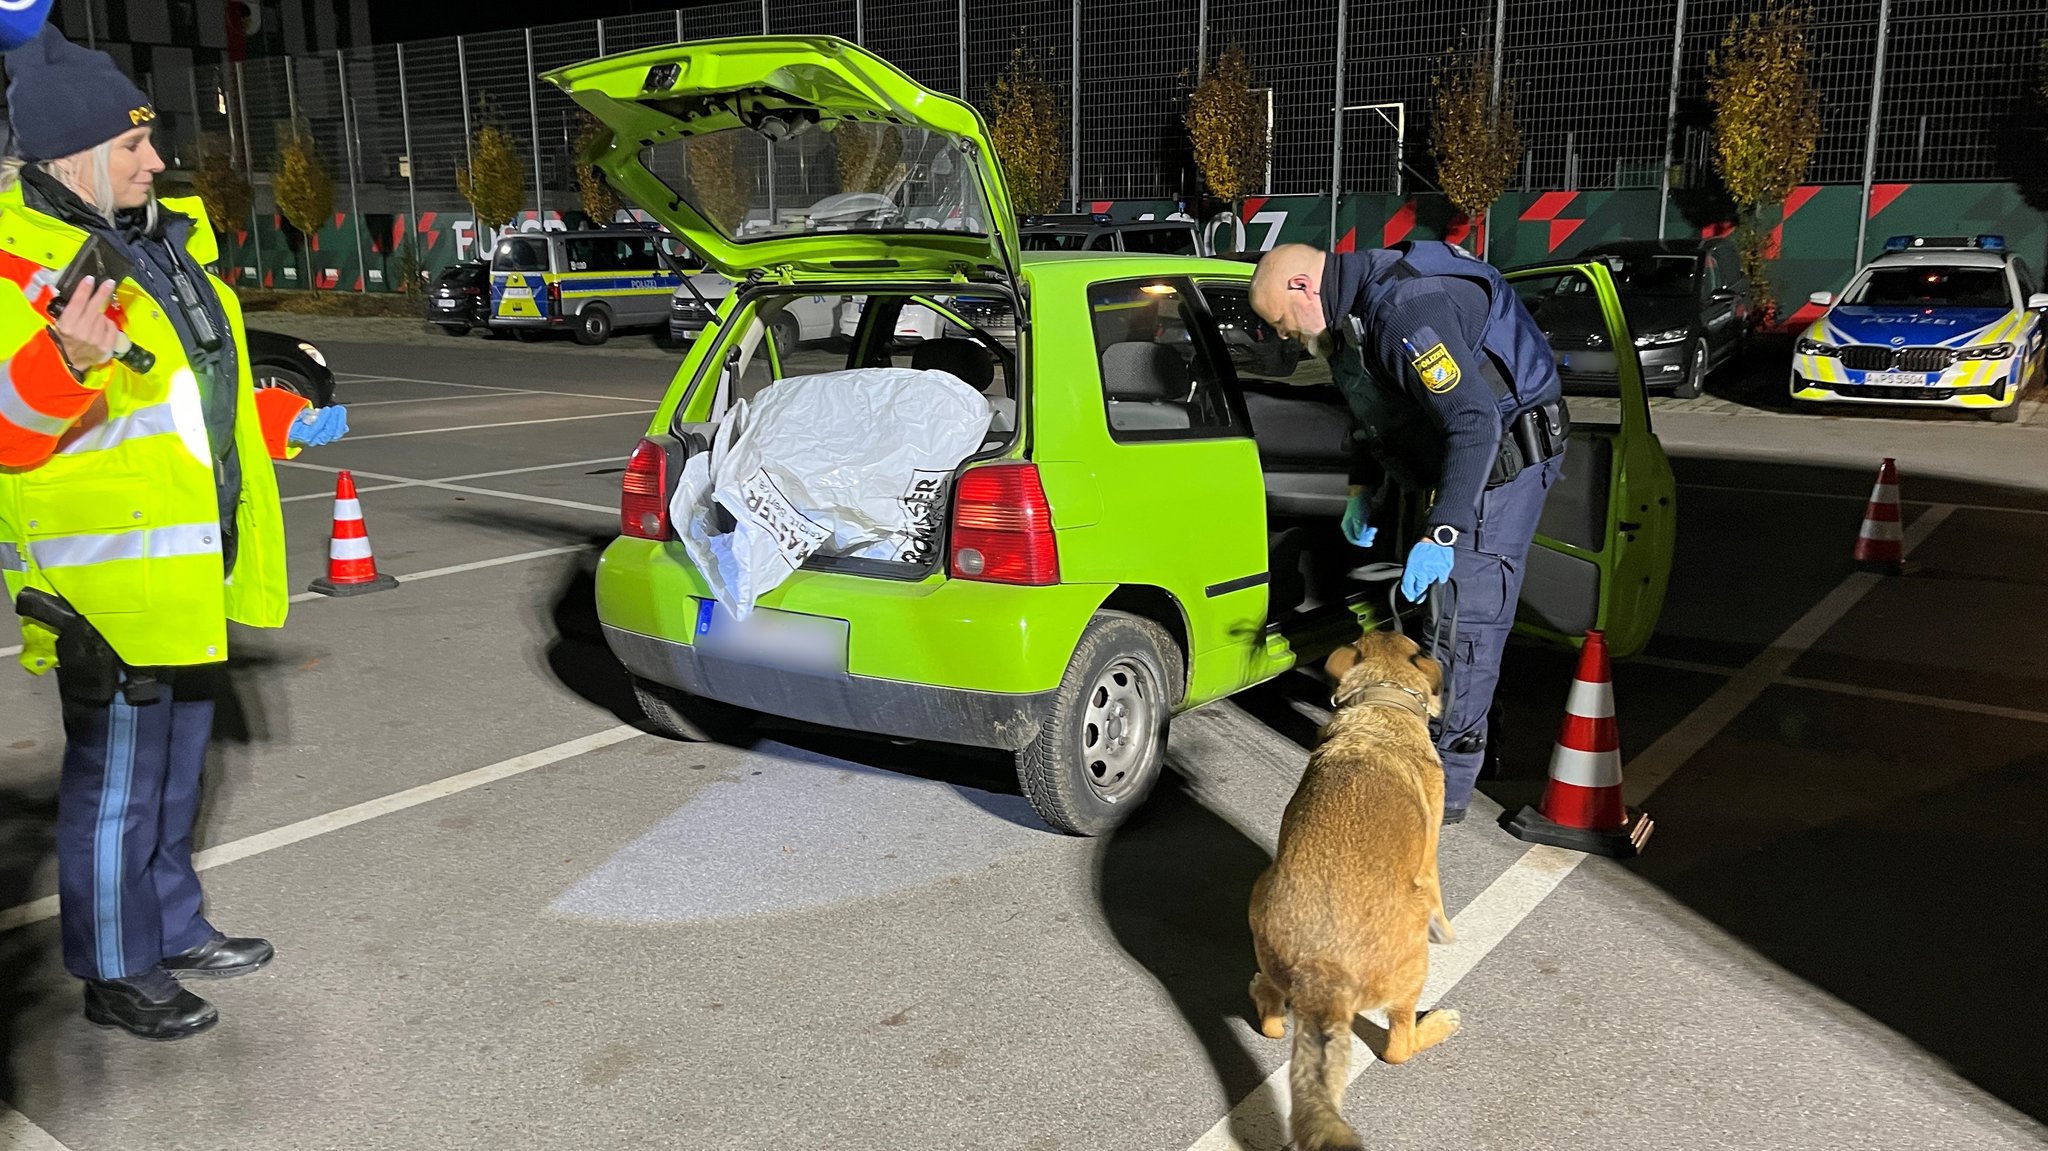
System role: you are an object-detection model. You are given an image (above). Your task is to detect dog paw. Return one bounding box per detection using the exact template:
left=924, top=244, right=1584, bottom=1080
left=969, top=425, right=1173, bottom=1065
left=1429, top=914, right=1457, bottom=946
left=1426, top=1008, right=1462, bottom=1038
left=1258, top=1016, right=1287, bottom=1040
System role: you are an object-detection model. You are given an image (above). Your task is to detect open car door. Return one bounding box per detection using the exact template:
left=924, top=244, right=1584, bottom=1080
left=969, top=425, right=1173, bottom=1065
left=1505, top=261, right=1677, bottom=660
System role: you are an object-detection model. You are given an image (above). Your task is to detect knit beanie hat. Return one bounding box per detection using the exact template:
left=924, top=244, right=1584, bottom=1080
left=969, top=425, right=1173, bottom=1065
left=3, top=24, right=155, bottom=163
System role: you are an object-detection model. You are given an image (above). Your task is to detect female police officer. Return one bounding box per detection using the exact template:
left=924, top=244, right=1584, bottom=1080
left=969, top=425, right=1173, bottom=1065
left=0, top=27, right=349, bottom=1040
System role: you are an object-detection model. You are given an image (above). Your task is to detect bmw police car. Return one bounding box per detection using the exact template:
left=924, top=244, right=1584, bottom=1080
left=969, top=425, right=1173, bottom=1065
left=1791, top=235, right=2048, bottom=422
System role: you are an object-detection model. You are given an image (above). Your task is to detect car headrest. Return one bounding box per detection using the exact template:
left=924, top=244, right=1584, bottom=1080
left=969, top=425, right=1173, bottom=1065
left=911, top=337, right=996, bottom=393
left=1101, top=341, right=1189, bottom=401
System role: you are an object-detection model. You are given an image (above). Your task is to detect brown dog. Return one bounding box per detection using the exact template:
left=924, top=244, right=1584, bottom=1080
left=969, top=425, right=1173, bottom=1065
left=1246, top=629, right=1461, bottom=1151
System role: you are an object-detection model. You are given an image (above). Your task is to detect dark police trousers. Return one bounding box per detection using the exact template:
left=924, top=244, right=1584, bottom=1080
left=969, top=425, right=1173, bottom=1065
left=1429, top=452, right=1563, bottom=812
left=55, top=668, right=217, bottom=980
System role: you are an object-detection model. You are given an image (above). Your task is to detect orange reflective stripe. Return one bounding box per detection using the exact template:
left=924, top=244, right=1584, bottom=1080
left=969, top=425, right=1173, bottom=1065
left=252, top=386, right=310, bottom=460
left=0, top=333, right=97, bottom=467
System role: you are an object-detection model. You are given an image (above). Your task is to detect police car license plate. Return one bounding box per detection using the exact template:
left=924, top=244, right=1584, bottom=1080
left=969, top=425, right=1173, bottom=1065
left=1866, top=371, right=1930, bottom=387
left=694, top=599, right=847, bottom=673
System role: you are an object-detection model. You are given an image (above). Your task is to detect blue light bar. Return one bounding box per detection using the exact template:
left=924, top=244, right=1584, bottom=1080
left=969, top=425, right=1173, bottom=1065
left=1884, top=235, right=1912, bottom=252
left=1977, top=234, right=2006, bottom=252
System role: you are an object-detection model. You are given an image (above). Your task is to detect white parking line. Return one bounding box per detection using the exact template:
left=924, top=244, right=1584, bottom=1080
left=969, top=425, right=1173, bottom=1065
left=0, top=1107, right=70, bottom=1151
left=341, top=372, right=664, bottom=405
left=1183, top=503, right=1957, bottom=1151
left=345, top=390, right=526, bottom=408
left=1634, top=653, right=2048, bottom=726
left=337, top=409, right=654, bottom=441
left=278, top=456, right=622, bottom=503
left=279, top=460, right=617, bottom=515
left=0, top=724, right=642, bottom=935
left=0, top=543, right=595, bottom=660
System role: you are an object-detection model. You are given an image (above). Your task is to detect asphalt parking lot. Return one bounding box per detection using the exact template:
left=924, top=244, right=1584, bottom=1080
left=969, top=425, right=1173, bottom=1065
left=2, top=322, right=2045, bottom=1150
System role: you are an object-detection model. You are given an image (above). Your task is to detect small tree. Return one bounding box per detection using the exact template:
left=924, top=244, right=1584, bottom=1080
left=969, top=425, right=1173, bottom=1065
left=835, top=121, right=905, bottom=196
left=574, top=112, right=622, bottom=225
left=1429, top=49, right=1522, bottom=258
left=1708, top=1, right=1821, bottom=322
left=273, top=130, right=332, bottom=291
left=1184, top=41, right=1270, bottom=242
left=192, top=144, right=252, bottom=241
left=986, top=45, right=1067, bottom=216
left=685, top=132, right=752, bottom=234
left=457, top=120, right=528, bottom=246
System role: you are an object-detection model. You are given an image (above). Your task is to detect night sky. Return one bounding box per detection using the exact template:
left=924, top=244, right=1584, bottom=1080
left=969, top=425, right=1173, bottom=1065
left=367, top=0, right=693, bottom=44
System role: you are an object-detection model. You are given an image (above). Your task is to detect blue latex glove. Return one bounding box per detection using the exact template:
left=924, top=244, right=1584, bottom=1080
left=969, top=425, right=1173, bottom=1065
left=1402, top=539, right=1455, bottom=603
left=1340, top=490, right=1377, bottom=548
left=289, top=405, right=350, bottom=447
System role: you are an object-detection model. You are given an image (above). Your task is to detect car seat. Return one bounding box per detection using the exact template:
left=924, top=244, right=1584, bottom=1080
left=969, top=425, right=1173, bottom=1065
left=1100, top=341, right=1194, bottom=431
left=912, top=337, right=1011, bottom=433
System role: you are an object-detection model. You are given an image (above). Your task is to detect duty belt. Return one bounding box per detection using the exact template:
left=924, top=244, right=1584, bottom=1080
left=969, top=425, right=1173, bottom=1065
left=1488, top=397, right=1570, bottom=488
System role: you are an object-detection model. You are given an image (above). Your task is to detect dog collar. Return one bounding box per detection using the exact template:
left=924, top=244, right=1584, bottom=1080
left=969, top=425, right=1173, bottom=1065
left=1330, top=679, right=1433, bottom=719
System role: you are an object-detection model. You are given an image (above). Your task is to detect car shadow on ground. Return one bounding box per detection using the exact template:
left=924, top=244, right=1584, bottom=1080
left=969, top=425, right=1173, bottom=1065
left=1476, top=455, right=2048, bottom=1124
left=1095, top=769, right=1278, bottom=1109
left=0, top=781, right=56, bottom=1112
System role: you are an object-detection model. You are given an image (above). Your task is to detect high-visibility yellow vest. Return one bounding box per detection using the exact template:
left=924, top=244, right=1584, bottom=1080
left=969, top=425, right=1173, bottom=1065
left=0, top=187, right=298, bottom=673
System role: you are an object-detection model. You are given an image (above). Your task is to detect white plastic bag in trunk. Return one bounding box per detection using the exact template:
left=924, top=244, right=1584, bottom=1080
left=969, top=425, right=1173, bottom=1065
left=672, top=367, right=995, bottom=620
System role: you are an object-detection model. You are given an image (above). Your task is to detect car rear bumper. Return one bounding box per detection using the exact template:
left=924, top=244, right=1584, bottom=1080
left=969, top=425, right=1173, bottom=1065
left=603, top=623, right=1054, bottom=750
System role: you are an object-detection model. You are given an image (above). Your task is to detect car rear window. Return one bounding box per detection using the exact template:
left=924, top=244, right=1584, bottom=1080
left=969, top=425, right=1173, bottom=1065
left=1119, top=227, right=1198, bottom=256
left=493, top=238, right=548, bottom=273
left=1850, top=267, right=2010, bottom=309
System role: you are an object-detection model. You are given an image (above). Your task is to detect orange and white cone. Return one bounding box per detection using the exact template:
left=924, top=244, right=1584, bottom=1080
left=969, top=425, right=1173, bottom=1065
left=1500, top=630, right=1653, bottom=858
left=308, top=470, right=399, bottom=597
left=1852, top=457, right=1908, bottom=573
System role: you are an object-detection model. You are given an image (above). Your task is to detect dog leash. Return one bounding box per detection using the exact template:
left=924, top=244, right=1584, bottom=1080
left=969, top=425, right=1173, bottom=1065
left=1349, top=561, right=1460, bottom=742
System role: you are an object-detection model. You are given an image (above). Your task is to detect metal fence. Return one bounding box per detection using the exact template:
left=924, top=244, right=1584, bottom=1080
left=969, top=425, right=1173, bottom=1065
left=106, top=0, right=2048, bottom=272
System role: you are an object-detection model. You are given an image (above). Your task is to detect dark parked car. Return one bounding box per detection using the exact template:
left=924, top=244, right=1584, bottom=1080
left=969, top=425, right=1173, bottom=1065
left=1018, top=213, right=1203, bottom=256
left=245, top=328, right=337, bottom=408
left=425, top=259, right=490, bottom=335
left=1514, top=238, right=1754, bottom=398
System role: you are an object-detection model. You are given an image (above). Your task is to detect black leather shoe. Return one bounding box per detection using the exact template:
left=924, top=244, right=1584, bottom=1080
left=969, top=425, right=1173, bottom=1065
left=163, top=932, right=275, bottom=979
left=83, top=968, right=218, bottom=1041
left=1442, top=807, right=1468, bottom=825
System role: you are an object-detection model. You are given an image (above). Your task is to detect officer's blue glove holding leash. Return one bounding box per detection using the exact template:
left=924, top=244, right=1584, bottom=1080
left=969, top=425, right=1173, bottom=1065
left=1401, top=537, right=1455, bottom=602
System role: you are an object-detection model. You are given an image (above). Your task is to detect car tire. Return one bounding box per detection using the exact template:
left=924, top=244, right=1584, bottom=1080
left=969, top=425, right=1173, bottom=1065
left=1672, top=338, right=1707, bottom=399
left=435, top=324, right=469, bottom=337
left=574, top=306, right=613, bottom=347
left=1015, top=612, right=1183, bottom=837
left=770, top=313, right=801, bottom=355
left=1989, top=392, right=2023, bottom=423
left=631, top=676, right=757, bottom=744
left=253, top=364, right=333, bottom=408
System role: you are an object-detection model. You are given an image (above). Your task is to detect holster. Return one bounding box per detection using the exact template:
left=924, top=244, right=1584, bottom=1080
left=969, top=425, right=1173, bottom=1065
left=1488, top=398, right=1572, bottom=488
left=13, top=587, right=158, bottom=705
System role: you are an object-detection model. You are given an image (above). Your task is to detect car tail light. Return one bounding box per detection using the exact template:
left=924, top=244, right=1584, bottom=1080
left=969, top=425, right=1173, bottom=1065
left=621, top=438, right=670, bottom=540
left=950, top=463, right=1058, bottom=586
left=546, top=280, right=563, bottom=318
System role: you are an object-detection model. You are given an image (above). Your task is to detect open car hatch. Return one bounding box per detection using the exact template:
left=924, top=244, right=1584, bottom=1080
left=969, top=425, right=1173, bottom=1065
left=545, top=36, right=1019, bottom=287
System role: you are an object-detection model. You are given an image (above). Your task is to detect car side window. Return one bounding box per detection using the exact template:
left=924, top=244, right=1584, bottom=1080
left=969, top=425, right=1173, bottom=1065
left=1090, top=278, right=1243, bottom=442
left=1194, top=282, right=1324, bottom=384
left=2014, top=259, right=2040, bottom=302
left=1700, top=254, right=1723, bottom=298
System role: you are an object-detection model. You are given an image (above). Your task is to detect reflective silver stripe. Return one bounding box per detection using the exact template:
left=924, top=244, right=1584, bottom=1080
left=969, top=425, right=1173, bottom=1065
left=30, top=523, right=221, bottom=569
left=0, top=361, right=73, bottom=439
left=56, top=403, right=179, bottom=455
left=0, top=541, right=24, bottom=572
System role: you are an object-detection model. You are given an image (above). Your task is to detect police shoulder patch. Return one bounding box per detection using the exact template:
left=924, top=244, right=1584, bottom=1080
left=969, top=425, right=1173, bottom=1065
left=1413, top=342, right=1460, bottom=393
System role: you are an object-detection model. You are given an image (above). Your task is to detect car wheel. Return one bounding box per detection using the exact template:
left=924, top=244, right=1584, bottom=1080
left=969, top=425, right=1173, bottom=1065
left=1015, top=612, right=1183, bottom=837
left=770, top=313, right=801, bottom=355
left=631, top=676, right=757, bottom=744
left=1672, top=338, right=1707, bottom=400
left=1988, top=389, right=2024, bottom=423
left=574, top=307, right=613, bottom=347
left=253, top=364, right=332, bottom=408
left=484, top=325, right=514, bottom=341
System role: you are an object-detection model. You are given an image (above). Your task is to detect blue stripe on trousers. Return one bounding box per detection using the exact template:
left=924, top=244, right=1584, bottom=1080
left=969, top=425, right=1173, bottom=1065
left=93, top=699, right=138, bottom=978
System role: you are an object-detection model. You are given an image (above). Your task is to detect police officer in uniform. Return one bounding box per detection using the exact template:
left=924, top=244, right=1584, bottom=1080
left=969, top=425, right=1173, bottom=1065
left=1251, top=241, right=1569, bottom=824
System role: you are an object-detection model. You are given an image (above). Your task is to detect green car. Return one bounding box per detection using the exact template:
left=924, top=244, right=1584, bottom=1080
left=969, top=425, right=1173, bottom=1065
left=550, top=37, right=1677, bottom=836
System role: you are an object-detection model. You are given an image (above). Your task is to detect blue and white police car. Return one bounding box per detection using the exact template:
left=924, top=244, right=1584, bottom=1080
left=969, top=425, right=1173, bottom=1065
left=1791, top=235, right=2048, bottom=422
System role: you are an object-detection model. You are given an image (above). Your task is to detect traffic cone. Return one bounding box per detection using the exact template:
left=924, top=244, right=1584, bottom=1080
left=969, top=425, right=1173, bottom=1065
left=308, top=470, right=399, bottom=597
left=1852, top=457, right=1911, bottom=574
left=1500, top=630, right=1653, bottom=858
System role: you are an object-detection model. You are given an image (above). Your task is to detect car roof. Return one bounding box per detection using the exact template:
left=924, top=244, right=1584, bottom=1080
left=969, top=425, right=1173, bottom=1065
left=1019, top=250, right=1251, bottom=283
left=1866, top=249, right=2009, bottom=270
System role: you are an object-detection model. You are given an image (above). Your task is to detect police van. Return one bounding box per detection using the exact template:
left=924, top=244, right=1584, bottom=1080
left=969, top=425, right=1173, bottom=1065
left=488, top=228, right=689, bottom=345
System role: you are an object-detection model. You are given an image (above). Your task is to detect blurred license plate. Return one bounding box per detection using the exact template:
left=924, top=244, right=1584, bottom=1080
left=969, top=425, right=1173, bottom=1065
left=694, top=599, right=847, bottom=673
left=1865, top=371, right=1929, bottom=387
left=1557, top=350, right=1616, bottom=373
